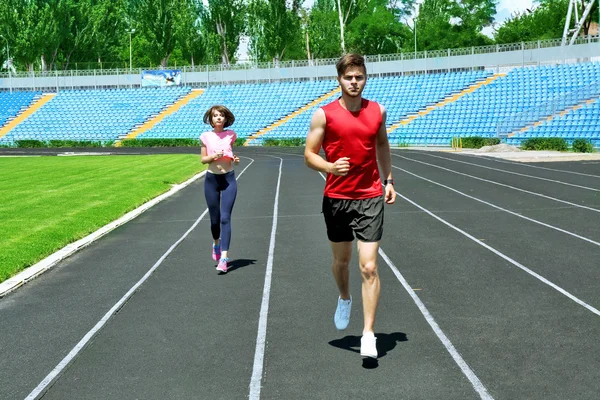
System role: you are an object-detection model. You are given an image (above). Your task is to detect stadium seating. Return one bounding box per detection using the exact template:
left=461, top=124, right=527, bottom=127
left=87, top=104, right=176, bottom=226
left=137, top=80, right=338, bottom=140
left=0, top=62, right=599, bottom=148
left=0, top=91, right=41, bottom=128
left=1, top=86, right=190, bottom=144
left=258, top=70, right=492, bottom=144
left=397, top=62, right=600, bottom=146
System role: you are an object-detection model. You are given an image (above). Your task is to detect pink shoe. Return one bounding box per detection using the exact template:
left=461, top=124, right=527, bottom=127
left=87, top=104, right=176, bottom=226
left=212, top=244, right=221, bottom=261
left=216, top=258, right=229, bottom=274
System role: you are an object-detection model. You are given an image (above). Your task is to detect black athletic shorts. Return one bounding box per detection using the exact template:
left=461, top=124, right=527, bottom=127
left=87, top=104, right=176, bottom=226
left=322, top=196, right=384, bottom=243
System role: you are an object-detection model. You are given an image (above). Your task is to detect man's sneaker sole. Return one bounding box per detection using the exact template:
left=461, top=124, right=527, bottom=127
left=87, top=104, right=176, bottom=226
left=360, top=350, right=378, bottom=359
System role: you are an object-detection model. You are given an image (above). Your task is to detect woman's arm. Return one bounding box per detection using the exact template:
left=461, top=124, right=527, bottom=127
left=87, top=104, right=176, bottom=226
left=201, top=145, right=222, bottom=164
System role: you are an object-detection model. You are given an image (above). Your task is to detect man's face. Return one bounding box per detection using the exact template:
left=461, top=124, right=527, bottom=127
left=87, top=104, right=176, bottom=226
left=338, top=66, right=366, bottom=98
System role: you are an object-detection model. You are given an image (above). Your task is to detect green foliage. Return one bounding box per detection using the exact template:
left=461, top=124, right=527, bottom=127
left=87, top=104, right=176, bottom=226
left=414, top=0, right=496, bottom=52
left=119, top=138, right=200, bottom=147
left=307, top=0, right=341, bottom=59
left=262, top=138, right=306, bottom=146
left=521, top=137, right=568, bottom=151
left=234, top=138, right=247, bottom=146
left=494, top=0, right=570, bottom=44
left=457, top=136, right=501, bottom=148
left=247, top=0, right=305, bottom=62
left=14, top=140, right=45, bottom=148
left=571, top=138, right=594, bottom=153
left=347, top=5, right=411, bottom=55
left=47, top=140, right=112, bottom=148
left=199, top=0, right=245, bottom=65
left=14, top=140, right=113, bottom=148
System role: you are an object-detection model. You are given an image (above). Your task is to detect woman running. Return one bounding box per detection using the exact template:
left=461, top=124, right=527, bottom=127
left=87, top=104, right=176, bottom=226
left=200, top=105, right=240, bottom=274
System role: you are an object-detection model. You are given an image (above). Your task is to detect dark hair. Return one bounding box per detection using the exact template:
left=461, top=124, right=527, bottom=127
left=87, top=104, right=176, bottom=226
left=336, top=53, right=367, bottom=77
left=203, top=105, right=235, bottom=127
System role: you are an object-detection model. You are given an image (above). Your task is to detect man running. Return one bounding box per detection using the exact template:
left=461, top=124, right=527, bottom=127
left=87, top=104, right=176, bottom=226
left=304, top=53, right=395, bottom=359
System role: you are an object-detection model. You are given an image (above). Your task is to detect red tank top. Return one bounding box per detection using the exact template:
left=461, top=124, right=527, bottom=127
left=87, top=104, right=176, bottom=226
left=322, top=98, right=383, bottom=199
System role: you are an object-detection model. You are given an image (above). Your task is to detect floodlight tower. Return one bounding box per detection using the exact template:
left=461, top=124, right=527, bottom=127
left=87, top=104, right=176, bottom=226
left=562, top=0, right=599, bottom=46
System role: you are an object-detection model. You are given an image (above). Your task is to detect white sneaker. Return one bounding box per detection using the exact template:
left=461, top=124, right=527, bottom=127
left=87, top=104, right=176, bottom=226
left=334, top=296, right=352, bottom=330
left=360, top=332, right=377, bottom=359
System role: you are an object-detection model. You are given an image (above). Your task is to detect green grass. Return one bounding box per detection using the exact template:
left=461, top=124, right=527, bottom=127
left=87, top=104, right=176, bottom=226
left=0, top=155, right=205, bottom=283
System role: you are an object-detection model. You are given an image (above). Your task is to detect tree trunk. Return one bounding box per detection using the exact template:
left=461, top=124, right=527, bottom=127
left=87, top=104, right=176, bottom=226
left=305, top=30, right=312, bottom=63
left=337, top=0, right=346, bottom=53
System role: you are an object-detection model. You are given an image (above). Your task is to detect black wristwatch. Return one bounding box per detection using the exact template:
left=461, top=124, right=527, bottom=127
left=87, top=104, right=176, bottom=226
left=384, top=179, right=394, bottom=186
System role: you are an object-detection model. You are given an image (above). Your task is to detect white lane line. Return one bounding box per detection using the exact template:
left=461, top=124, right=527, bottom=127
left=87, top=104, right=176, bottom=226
left=25, top=158, right=256, bottom=400
left=393, top=165, right=600, bottom=247
left=379, top=249, right=494, bottom=400
left=421, top=152, right=600, bottom=192
left=315, top=171, right=492, bottom=399
left=393, top=154, right=600, bottom=213
left=393, top=189, right=600, bottom=317
left=450, top=152, right=600, bottom=179
left=248, top=157, right=283, bottom=400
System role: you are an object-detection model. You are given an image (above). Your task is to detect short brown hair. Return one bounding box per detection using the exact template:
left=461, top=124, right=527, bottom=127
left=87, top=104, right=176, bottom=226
left=336, top=54, right=367, bottom=77
left=203, top=105, right=235, bottom=127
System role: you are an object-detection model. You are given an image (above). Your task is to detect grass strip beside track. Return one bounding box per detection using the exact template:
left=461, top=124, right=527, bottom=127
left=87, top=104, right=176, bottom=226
left=0, top=155, right=205, bottom=283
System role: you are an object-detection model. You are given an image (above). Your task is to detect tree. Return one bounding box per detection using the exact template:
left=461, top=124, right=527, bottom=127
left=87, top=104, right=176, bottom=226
left=131, top=0, right=196, bottom=68
left=413, top=0, right=495, bottom=52
left=307, top=0, right=342, bottom=58
left=247, top=0, right=304, bottom=63
left=174, top=0, right=206, bottom=67
left=346, top=0, right=412, bottom=55
left=199, top=0, right=245, bottom=66
left=495, top=0, right=570, bottom=44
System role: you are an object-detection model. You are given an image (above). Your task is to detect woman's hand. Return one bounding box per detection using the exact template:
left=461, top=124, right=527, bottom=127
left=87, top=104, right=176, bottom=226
left=233, top=155, right=240, bottom=164
left=213, top=151, right=224, bottom=160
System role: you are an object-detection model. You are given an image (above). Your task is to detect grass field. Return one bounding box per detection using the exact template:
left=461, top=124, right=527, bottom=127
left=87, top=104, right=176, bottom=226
left=0, top=154, right=205, bottom=283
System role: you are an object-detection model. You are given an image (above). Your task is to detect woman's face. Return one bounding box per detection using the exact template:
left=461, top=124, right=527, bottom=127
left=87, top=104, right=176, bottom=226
left=212, top=110, right=225, bottom=127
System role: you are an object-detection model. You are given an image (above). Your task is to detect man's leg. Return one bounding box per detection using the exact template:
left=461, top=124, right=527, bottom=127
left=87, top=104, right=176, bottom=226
left=330, top=241, right=353, bottom=330
left=356, top=240, right=380, bottom=335
left=330, top=241, right=353, bottom=300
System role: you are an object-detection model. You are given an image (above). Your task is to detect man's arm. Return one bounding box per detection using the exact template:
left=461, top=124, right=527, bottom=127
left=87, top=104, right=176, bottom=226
left=304, top=108, right=349, bottom=176
left=376, top=105, right=395, bottom=204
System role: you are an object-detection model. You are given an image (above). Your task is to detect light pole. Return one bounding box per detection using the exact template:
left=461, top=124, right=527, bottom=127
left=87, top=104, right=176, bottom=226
left=128, top=29, right=135, bottom=73
left=414, top=18, right=417, bottom=57
left=0, top=34, right=11, bottom=93
left=414, top=2, right=421, bottom=58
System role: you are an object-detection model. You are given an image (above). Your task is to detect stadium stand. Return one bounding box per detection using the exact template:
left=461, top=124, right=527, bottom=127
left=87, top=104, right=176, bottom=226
left=0, top=86, right=190, bottom=144
left=137, top=80, right=339, bottom=141
left=0, top=91, right=41, bottom=128
left=0, top=62, right=598, bottom=147
left=396, top=62, right=600, bottom=146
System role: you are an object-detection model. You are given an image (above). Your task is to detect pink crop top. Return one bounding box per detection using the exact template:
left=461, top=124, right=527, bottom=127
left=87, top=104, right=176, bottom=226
left=200, top=130, right=237, bottom=159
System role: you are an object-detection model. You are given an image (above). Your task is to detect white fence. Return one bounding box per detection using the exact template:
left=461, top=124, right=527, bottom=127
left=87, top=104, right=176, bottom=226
left=0, top=35, right=599, bottom=92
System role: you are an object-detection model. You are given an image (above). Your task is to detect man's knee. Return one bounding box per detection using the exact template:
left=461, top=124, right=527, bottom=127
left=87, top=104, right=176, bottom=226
left=333, top=254, right=351, bottom=268
left=360, top=260, right=378, bottom=279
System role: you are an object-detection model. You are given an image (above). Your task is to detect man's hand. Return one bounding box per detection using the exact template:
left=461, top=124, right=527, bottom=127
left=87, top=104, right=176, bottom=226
left=385, top=184, right=396, bottom=204
left=328, top=157, right=350, bottom=176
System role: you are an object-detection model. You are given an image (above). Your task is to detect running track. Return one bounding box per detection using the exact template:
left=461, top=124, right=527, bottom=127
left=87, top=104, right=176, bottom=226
left=1, top=147, right=599, bottom=399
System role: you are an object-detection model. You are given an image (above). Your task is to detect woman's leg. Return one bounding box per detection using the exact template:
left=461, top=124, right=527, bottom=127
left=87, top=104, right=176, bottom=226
left=219, top=173, right=238, bottom=258
left=204, top=173, right=221, bottom=244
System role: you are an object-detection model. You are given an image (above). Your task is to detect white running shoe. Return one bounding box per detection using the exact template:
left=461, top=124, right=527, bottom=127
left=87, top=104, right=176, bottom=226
left=334, top=296, right=352, bottom=330
left=360, top=332, right=378, bottom=359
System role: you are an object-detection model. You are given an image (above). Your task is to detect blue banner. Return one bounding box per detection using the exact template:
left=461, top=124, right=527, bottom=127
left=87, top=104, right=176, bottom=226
left=141, top=69, right=182, bottom=87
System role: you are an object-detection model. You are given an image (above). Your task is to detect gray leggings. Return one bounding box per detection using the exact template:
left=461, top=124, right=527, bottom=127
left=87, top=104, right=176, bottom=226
left=204, top=171, right=237, bottom=251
